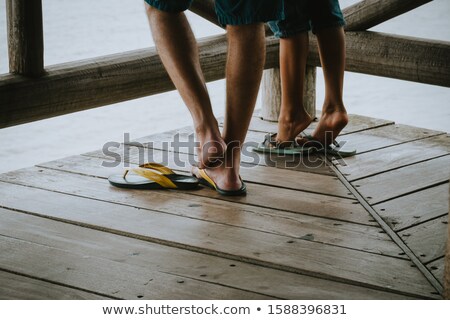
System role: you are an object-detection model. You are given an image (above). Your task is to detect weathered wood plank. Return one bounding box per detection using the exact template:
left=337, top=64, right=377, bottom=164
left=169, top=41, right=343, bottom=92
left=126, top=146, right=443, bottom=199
left=0, top=208, right=411, bottom=300
left=0, top=172, right=386, bottom=257
left=84, top=145, right=351, bottom=198
left=0, top=186, right=432, bottom=297
left=6, top=0, right=44, bottom=76
left=399, top=215, right=448, bottom=264
left=3, top=164, right=373, bottom=227
left=427, top=257, right=445, bottom=287
left=244, top=114, right=394, bottom=135
left=354, top=156, right=450, bottom=204
left=344, top=0, right=432, bottom=31
left=336, top=134, right=450, bottom=182
left=131, top=128, right=335, bottom=176
left=334, top=124, right=444, bottom=155
left=0, top=271, right=109, bottom=300
left=374, top=183, right=449, bottom=231
left=0, top=236, right=266, bottom=300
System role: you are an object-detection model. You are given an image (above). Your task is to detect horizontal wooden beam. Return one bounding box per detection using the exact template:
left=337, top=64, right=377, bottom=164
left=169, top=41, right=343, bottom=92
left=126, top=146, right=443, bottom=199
left=6, top=0, right=44, bottom=77
left=309, top=31, right=450, bottom=88
left=0, top=35, right=231, bottom=128
left=344, top=0, right=433, bottom=31
left=1, top=31, right=449, bottom=129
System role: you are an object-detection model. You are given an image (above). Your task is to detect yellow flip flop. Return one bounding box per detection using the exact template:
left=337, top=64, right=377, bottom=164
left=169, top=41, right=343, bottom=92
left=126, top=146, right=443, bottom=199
left=109, top=163, right=199, bottom=190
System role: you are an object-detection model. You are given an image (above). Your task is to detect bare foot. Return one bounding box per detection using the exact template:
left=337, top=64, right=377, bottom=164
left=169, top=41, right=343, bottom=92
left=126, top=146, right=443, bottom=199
left=191, top=165, right=242, bottom=191
left=276, top=108, right=313, bottom=147
left=298, top=106, right=348, bottom=146
left=195, top=125, right=227, bottom=169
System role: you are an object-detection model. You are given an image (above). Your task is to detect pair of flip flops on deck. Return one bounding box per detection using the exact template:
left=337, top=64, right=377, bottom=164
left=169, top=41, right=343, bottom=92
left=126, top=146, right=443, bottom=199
left=108, top=162, right=246, bottom=196
left=252, top=133, right=357, bottom=157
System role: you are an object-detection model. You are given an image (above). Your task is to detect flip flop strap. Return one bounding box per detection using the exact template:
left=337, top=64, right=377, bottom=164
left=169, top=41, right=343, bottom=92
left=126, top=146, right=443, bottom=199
left=139, top=162, right=175, bottom=175
left=129, top=167, right=178, bottom=189
left=198, top=169, right=217, bottom=190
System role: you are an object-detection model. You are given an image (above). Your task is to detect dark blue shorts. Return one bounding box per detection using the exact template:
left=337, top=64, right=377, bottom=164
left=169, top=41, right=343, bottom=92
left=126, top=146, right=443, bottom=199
left=144, top=0, right=284, bottom=26
left=268, top=0, right=345, bottom=38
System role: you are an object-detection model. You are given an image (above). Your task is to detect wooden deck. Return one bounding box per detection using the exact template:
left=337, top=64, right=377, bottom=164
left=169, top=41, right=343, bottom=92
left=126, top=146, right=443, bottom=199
left=0, top=113, right=448, bottom=300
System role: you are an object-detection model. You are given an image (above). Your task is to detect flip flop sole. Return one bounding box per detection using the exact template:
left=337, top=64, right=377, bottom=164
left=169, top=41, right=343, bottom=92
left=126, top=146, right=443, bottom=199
left=108, top=174, right=199, bottom=190
left=252, top=144, right=314, bottom=155
left=199, top=178, right=247, bottom=196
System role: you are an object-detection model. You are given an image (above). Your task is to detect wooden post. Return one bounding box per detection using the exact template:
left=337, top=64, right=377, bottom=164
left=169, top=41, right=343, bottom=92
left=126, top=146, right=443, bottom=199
left=261, top=66, right=316, bottom=122
left=6, top=0, right=44, bottom=77
left=444, top=184, right=450, bottom=299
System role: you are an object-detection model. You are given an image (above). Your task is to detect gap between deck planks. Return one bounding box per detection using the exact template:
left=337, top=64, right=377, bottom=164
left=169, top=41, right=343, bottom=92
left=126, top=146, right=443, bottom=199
left=0, top=174, right=434, bottom=297
left=0, top=208, right=413, bottom=300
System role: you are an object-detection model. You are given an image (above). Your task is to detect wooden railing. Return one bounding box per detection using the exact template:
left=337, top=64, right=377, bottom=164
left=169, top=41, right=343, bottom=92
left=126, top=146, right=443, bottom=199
left=1, top=0, right=450, bottom=129
left=1, top=0, right=450, bottom=299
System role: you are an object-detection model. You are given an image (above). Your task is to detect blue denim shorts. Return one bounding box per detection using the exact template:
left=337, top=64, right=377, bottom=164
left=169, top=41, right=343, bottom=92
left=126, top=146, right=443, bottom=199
left=144, top=0, right=284, bottom=26
left=268, top=0, right=345, bottom=38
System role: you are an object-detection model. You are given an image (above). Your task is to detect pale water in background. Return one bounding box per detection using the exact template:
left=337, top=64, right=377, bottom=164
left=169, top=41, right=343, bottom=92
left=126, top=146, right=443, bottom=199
left=0, top=0, right=449, bottom=173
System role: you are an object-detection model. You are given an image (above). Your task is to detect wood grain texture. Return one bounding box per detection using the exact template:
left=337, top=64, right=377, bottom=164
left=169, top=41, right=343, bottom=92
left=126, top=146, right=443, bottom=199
left=0, top=208, right=412, bottom=300
left=2, top=31, right=449, bottom=129
left=84, top=145, right=351, bottom=198
left=261, top=66, right=316, bottom=121
left=0, top=271, right=109, bottom=300
left=375, top=183, right=449, bottom=231
left=6, top=0, right=44, bottom=76
left=21, top=160, right=370, bottom=226
left=244, top=114, right=394, bottom=135
left=427, top=257, right=445, bottom=287
left=344, top=0, right=432, bottom=31
left=354, top=156, right=450, bottom=204
left=399, top=215, right=448, bottom=264
left=130, top=128, right=335, bottom=176
left=335, top=124, right=444, bottom=155
left=0, top=186, right=432, bottom=297
left=0, top=167, right=382, bottom=251
left=337, top=134, right=450, bottom=181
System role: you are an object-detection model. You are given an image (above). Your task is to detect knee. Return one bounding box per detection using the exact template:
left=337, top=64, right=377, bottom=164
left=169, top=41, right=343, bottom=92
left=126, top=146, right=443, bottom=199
left=227, top=23, right=265, bottom=40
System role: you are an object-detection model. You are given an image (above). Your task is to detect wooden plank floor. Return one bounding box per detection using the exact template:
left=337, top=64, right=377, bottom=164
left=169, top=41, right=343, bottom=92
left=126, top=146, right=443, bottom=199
left=0, top=113, right=448, bottom=300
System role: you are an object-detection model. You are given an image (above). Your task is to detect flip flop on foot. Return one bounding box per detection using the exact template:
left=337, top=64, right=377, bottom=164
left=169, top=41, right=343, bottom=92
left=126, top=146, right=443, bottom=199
left=108, top=163, right=199, bottom=190
left=252, top=133, right=315, bottom=155
left=299, top=135, right=357, bottom=158
left=196, top=168, right=247, bottom=197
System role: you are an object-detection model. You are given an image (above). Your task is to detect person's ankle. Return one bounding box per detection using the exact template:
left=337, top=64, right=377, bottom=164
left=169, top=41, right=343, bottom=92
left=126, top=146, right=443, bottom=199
left=322, top=102, right=347, bottom=115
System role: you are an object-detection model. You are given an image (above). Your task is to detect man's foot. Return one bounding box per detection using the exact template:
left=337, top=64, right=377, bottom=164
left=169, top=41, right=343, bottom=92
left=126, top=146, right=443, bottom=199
left=276, top=108, right=313, bottom=147
left=195, top=125, right=227, bottom=169
left=297, top=106, right=348, bottom=146
left=191, top=165, right=243, bottom=192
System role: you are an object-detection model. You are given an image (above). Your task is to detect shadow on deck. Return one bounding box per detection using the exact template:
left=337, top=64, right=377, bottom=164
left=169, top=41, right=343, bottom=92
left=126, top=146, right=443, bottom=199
left=0, top=113, right=449, bottom=299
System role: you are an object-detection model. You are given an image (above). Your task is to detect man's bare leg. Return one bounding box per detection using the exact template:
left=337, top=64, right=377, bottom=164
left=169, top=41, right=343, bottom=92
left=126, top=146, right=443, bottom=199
left=310, top=26, right=348, bottom=144
left=193, top=23, right=266, bottom=191
left=276, top=32, right=313, bottom=145
left=145, top=5, right=226, bottom=167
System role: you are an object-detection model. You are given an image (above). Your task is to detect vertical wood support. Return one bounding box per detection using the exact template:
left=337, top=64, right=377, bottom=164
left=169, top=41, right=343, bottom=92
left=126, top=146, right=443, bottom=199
left=6, top=0, right=44, bottom=77
left=444, top=183, right=450, bottom=299
left=261, top=66, right=316, bottom=122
